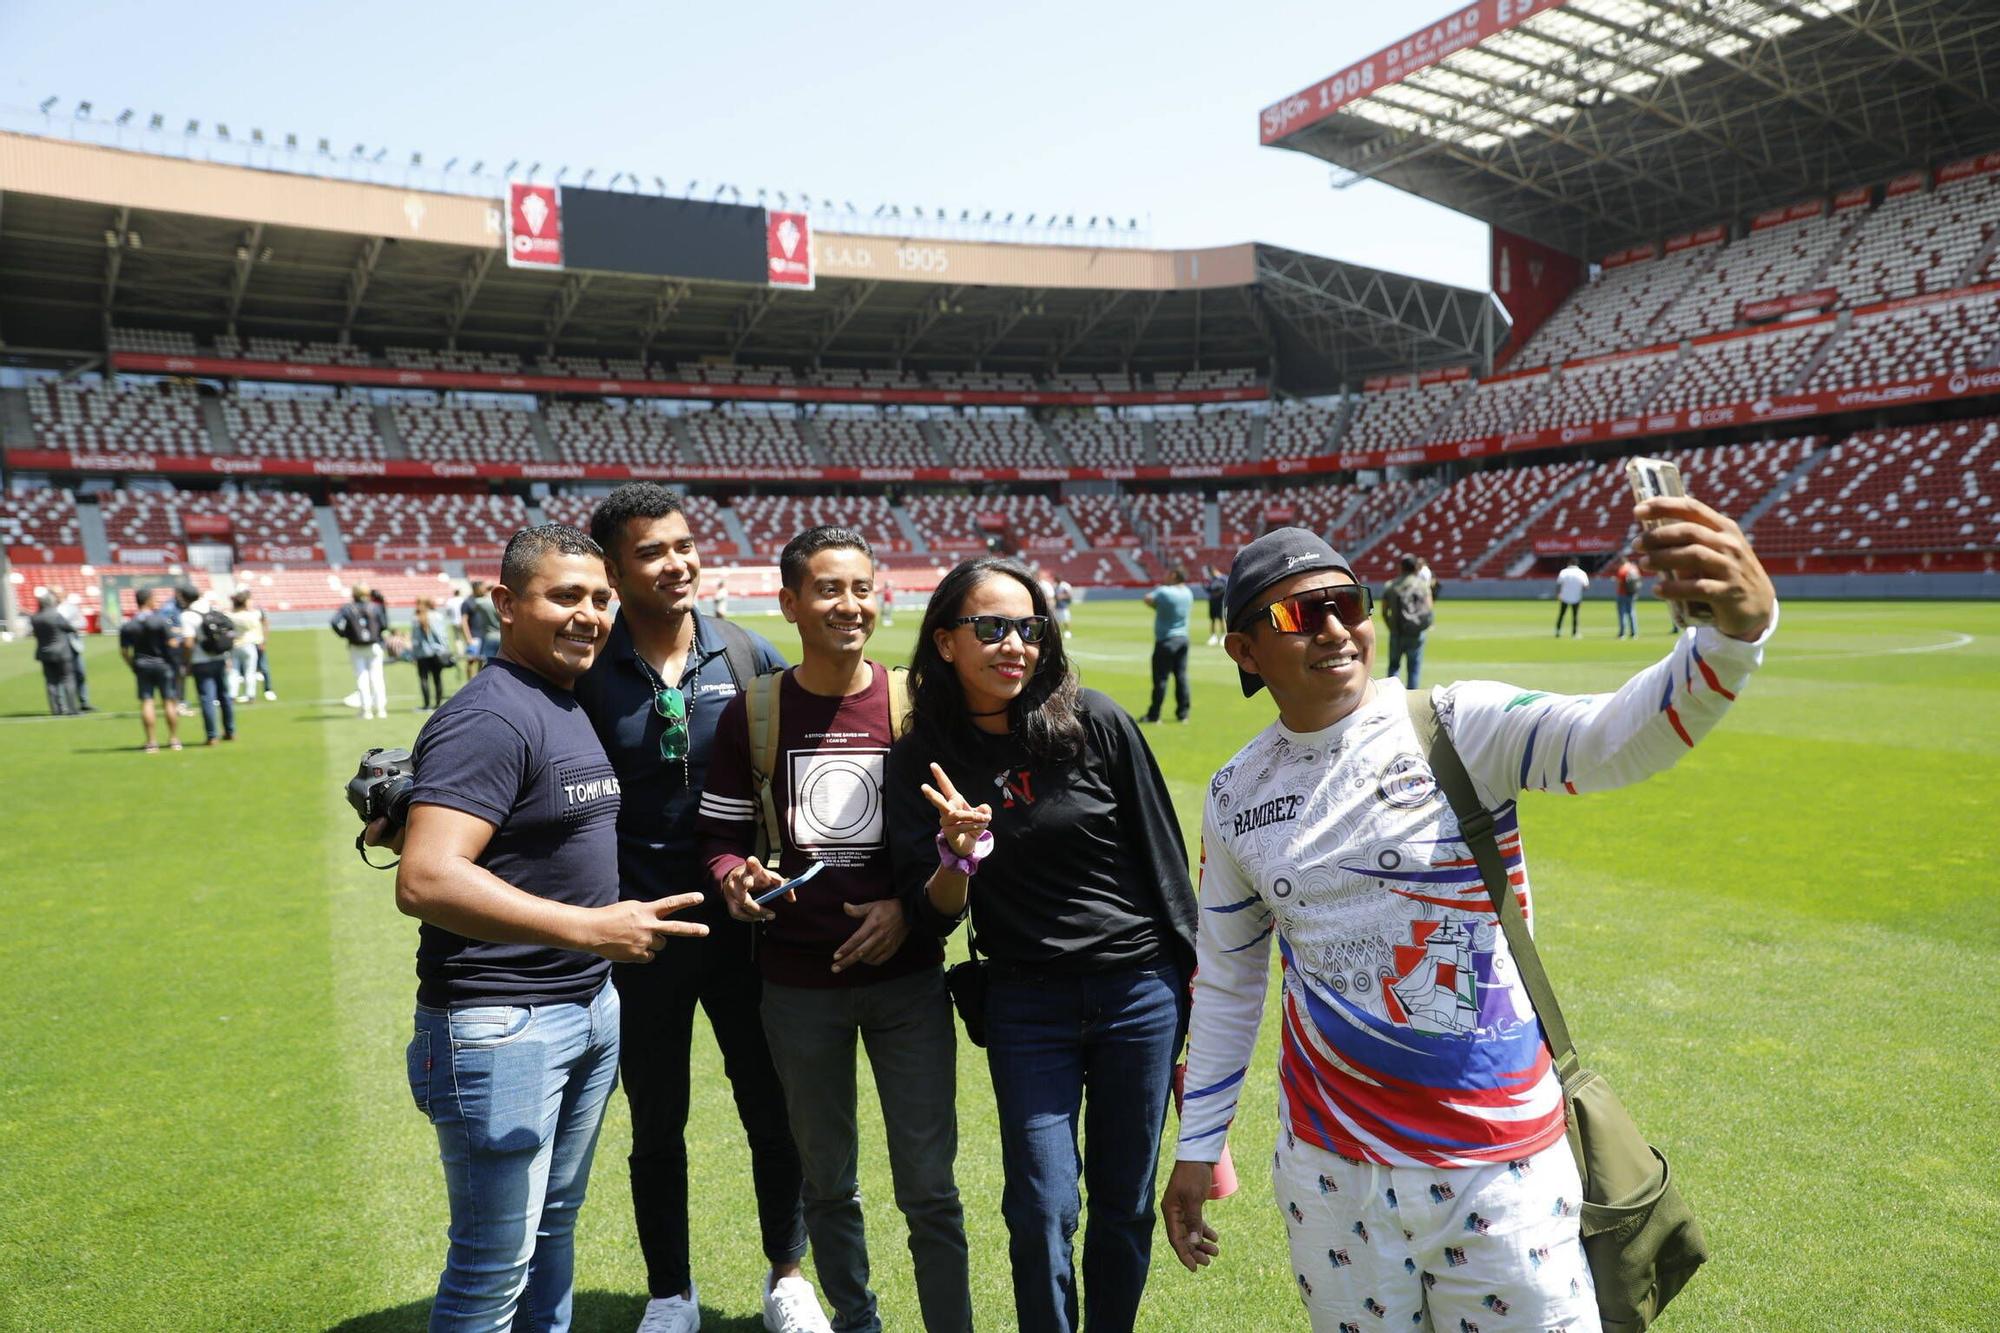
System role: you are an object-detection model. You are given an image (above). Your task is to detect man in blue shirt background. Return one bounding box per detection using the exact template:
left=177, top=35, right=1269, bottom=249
left=1141, top=565, right=1195, bottom=724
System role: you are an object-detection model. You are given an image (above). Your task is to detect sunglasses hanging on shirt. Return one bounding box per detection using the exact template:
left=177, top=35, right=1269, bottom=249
left=1257, top=585, right=1374, bottom=636
left=653, top=685, right=690, bottom=763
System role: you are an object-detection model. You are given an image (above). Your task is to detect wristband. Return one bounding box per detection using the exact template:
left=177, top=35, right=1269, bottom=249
left=935, top=829, right=994, bottom=877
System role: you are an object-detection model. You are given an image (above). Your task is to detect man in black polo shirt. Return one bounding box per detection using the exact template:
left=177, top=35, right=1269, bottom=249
left=573, top=485, right=818, bottom=1333
left=119, top=586, right=182, bottom=752
left=396, top=523, right=710, bottom=1332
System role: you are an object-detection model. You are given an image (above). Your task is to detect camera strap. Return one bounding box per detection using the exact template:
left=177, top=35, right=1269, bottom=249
left=355, top=830, right=401, bottom=870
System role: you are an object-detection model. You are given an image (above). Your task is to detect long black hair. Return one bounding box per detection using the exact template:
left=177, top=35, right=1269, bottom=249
left=907, top=557, right=1083, bottom=764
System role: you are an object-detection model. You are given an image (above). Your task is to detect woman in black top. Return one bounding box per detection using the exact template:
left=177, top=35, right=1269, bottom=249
left=886, top=557, right=1196, bottom=1333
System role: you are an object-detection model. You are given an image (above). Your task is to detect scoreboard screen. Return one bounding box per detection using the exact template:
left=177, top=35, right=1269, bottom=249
left=559, top=189, right=768, bottom=284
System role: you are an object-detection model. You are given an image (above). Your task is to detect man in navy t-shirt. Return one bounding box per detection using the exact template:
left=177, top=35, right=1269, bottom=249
left=392, top=523, right=709, bottom=1332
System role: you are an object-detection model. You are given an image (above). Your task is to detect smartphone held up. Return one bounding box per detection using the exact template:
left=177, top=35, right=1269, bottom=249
left=1625, top=455, right=1717, bottom=632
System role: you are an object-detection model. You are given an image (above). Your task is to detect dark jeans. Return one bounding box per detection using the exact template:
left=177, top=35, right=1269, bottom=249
left=417, top=656, right=448, bottom=708
left=1145, top=635, right=1190, bottom=722
left=1555, top=602, right=1580, bottom=636
left=70, top=646, right=90, bottom=709
left=191, top=660, right=234, bottom=739
left=256, top=645, right=274, bottom=693
left=1387, top=629, right=1426, bottom=688
left=40, top=658, right=80, bottom=715
left=1616, top=593, right=1637, bottom=636
left=986, top=963, right=1182, bottom=1333
left=761, top=967, right=970, bottom=1333
left=611, top=927, right=806, bottom=1300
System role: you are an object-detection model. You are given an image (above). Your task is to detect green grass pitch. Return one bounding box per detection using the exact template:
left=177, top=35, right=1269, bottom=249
left=2, top=597, right=1994, bottom=1331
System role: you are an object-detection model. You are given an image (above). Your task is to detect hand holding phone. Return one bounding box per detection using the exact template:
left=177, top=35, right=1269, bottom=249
left=1625, top=456, right=1716, bottom=631
left=754, top=859, right=825, bottom=907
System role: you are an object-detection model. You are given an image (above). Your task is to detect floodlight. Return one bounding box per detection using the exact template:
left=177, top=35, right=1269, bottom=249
left=471, top=160, right=484, bottom=175
left=352, top=143, right=366, bottom=157
left=217, top=124, right=231, bottom=140
left=504, top=159, right=519, bottom=175
left=371, top=147, right=386, bottom=162
left=116, top=109, right=134, bottom=125
left=579, top=168, right=594, bottom=185
left=557, top=165, right=570, bottom=182
left=75, top=100, right=93, bottom=118
left=687, top=179, right=699, bottom=193
left=653, top=175, right=666, bottom=193
left=1004, top=212, right=1014, bottom=223
left=873, top=204, right=886, bottom=217
left=757, top=187, right=768, bottom=201
left=713, top=182, right=727, bottom=199
left=285, top=133, right=298, bottom=149
left=187, top=119, right=202, bottom=135
left=961, top=210, right=970, bottom=221
left=410, top=151, right=422, bottom=166
left=774, top=191, right=786, bottom=207
left=982, top=211, right=992, bottom=222
left=444, top=157, right=457, bottom=171
left=38, top=96, right=58, bottom=113
left=845, top=201, right=856, bottom=212
left=1025, top=213, right=1036, bottom=225
left=527, top=162, right=541, bottom=177
left=149, top=113, right=164, bottom=130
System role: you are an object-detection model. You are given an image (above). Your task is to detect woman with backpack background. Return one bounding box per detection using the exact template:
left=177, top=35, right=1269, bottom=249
left=409, top=595, right=452, bottom=711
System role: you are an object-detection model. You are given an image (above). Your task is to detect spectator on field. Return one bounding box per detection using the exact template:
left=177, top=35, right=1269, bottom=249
left=1555, top=556, right=1588, bottom=637
left=120, top=586, right=182, bottom=751
left=1164, top=507, right=1776, bottom=1330
left=29, top=592, right=81, bottom=716
left=244, top=589, right=277, bottom=702
left=332, top=583, right=389, bottom=720
left=389, top=523, right=706, bottom=1331
left=1379, top=553, right=1435, bottom=689
left=890, top=556, right=1196, bottom=1333
left=1141, top=565, right=1194, bottom=723
left=1054, top=576, right=1074, bottom=639
left=712, top=573, right=731, bottom=620
left=1614, top=553, right=1643, bottom=638
left=571, top=484, right=807, bottom=1333
left=879, top=570, right=896, bottom=627
left=177, top=584, right=236, bottom=745
left=59, top=593, right=93, bottom=711
left=411, top=595, right=452, bottom=711
left=706, top=526, right=966, bottom=1333
left=462, top=579, right=501, bottom=677
left=1203, top=565, right=1228, bottom=645
left=228, top=590, right=264, bottom=703
left=442, top=582, right=467, bottom=677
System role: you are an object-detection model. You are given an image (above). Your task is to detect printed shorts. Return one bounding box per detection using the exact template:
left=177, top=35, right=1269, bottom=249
left=1272, top=1131, right=1600, bottom=1332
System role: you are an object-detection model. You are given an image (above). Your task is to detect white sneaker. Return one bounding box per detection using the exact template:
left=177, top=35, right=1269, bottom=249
left=762, top=1271, right=832, bottom=1333
left=637, top=1286, right=700, bottom=1333
left=264, top=690, right=277, bottom=701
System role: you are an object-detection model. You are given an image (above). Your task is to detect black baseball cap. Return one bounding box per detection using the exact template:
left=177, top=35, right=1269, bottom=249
left=1224, top=527, right=1358, bottom=697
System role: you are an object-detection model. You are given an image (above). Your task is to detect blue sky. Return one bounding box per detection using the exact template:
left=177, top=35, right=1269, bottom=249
left=4, top=1, right=1489, bottom=289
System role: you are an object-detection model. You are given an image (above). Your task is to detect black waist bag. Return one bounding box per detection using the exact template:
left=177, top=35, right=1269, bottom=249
left=944, top=933, right=988, bottom=1048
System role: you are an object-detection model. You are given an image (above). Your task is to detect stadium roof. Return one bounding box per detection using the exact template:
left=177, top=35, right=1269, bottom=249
left=1260, top=0, right=2000, bottom=258
left=0, top=132, right=1497, bottom=391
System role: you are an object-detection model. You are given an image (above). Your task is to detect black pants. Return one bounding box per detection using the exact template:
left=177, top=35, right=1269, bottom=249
left=1555, top=602, right=1580, bottom=636
left=1146, top=635, right=1191, bottom=721
left=416, top=656, right=447, bottom=708
left=613, top=921, right=807, bottom=1298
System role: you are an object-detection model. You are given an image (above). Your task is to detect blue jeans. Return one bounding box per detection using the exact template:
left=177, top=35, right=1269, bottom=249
left=1387, top=629, right=1426, bottom=688
left=1616, top=593, right=1637, bottom=636
left=408, top=980, right=622, bottom=1333
left=986, top=963, right=1183, bottom=1333
left=191, top=660, right=234, bottom=740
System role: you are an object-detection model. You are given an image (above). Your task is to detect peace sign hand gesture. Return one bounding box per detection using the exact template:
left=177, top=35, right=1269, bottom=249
left=921, top=762, right=993, bottom=858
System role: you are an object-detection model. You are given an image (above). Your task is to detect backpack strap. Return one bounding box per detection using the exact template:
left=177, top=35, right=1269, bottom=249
left=707, top=613, right=762, bottom=694
left=884, top=664, right=912, bottom=740
left=744, top=670, right=785, bottom=874
left=1405, top=687, right=1580, bottom=1087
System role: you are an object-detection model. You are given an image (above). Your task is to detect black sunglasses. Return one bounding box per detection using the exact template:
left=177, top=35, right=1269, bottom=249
left=952, top=614, right=1051, bottom=645
left=1252, top=585, right=1374, bottom=636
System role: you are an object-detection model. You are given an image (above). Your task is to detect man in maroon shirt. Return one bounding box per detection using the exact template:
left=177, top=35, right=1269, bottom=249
left=698, top=526, right=971, bottom=1333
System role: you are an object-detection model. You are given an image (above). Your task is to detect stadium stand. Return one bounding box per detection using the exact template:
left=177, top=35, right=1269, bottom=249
left=1647, top=322, right=1833, bottom=412
left=1433, top=374, right=1548, bottom=442
left=1754, top=418, right=1998, bottom=556
left=674, top=362, right=801, bottom=387
left=1332, top=479, right=1427, bottom=550
left=392, top=401, right=542, bottom=463
left=1262, top=401, right=1342, bottom=460
left=1, top=486, right=82, bottom=556
left=932, top=415, right=1062, bottom=468
left=1126, top=490, right=1205, bottom=547
left=819, top=368, right=924, bottom=392
left=1341, top=383, right=1465, bottom=452
left=544, top=401, right=683, bottom=467
left=1048, top=373, right=1137, bottom=394
left=539, top=491, right=737, bottom=554
left=224, top=390, right=383, bottom=460
left=30, top=381, right=210, bottom=456
left=1053, top=416, right=1148, bottom=466
left=1154, top=368, right=1262, bottom=391
left=219, top=335, right=373, bottom=367
left=97, top=489, right=183, bottom=561
left=1653, top=212, right=1850, bottom=341
left=731, top=493, right=905, bottom=556
left=927, top=370, right=1039, bottom=393
left=1063, top=494, right=1138, bottom=547
left=385, top=346, right=524, bottom=374
left=1803, top=288, right=2000, bottom=390
left=1152, top=413, right=1254, bottom=465
left=1361, top=462, right=1588, bottom=581
left=684, top=411, right=816, bottom=467
left=900, top=492, right=1063, bottom=555
left=1821, top=174, right=2000, bottom=303
left=180, top=488, right=324, bottom=560
left=1513, top=245, right=1713, bottom=368
left=1513, top=353, right=1675, bottom=431
left=816, top=415, right=935, bottom=468
left=109, top=327, right=201, bottom=357
left=333, top=491, right=530, bottom=556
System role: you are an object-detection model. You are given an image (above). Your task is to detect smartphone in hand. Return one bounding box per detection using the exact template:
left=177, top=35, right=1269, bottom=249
left=754, top=859, right=825, bottom=907
left=1625, top=455, right=1716, bottom=630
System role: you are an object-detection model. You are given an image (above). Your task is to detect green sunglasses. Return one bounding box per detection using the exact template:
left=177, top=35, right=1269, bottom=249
left=653, top=686, right=690, bottom=763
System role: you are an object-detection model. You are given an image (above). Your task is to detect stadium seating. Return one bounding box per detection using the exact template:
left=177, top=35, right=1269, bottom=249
left=818, top=368, right=924, bottom=392
left=538, top=492, right=737, bottom=554
left=1821, top=175, right=2000, bottom=304
left=1332, top=479, right=1427, bottom=550
left=1048, top=372, right=1136, bottom=394
left=673, top=362, right=800, bottom=387
left=1341, top=383, right=1464, bottom=452
left=392, top=401, right=542, bottom=463
left=1063, top=494, right=1138, bottom=546
left=224, top=391, right=382, bottom=460
left=684, top=411, right=816, bottom=468
left=1154, top=368, right=1262, bottom=391
left=1654, top=213, right=1849, bottom=342
left=1053, top=416, right=1148, bottom=466
left=1803, top=289, right=2000, bottom=390
left=540, top=355, right=655, bottom=380
left=1361, top=462, right=1588, bottom=580
left=1126, top=490, right=1205, bottom=547
left=1, top=487, right=81, bottom=554
left=900, top=493, right=1063, bottom=555
left=731, top=493, right=905, bottom=556
left=1262, top=401, right=1342, bottom=459
left=109, top=327, right=201, bottom=357
left=385, top=346, right=523, bottom=374
left=1513, top=245, right=1712, bottom=367
left=932, top=415, right=1063, bottom=468
left=30, top=381, right=211, bottom=456
left=1152, top=413, right=1254, bottom=465
left=1433, top=375, right=1548, bottom=441
left=1754, top=418, right=1998, bottom=554
left=927, top=370, right=1038, bottom=393
left=179, top=489, right=323, bottom=560
left=1646, top=322, right=1832, bottom=412
left=816, top=415, right=936, bottom=467
left=234, top=566, right=457, bottom=614
left=97, top=489, right=183, bottom=560
left=220, top=335, right=373, bottom=367
left=333, top=491, right=530, bottom=553
left=544, top=401, right=683, bottom=467
left=1512, top=353, right=1675, bottom=431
